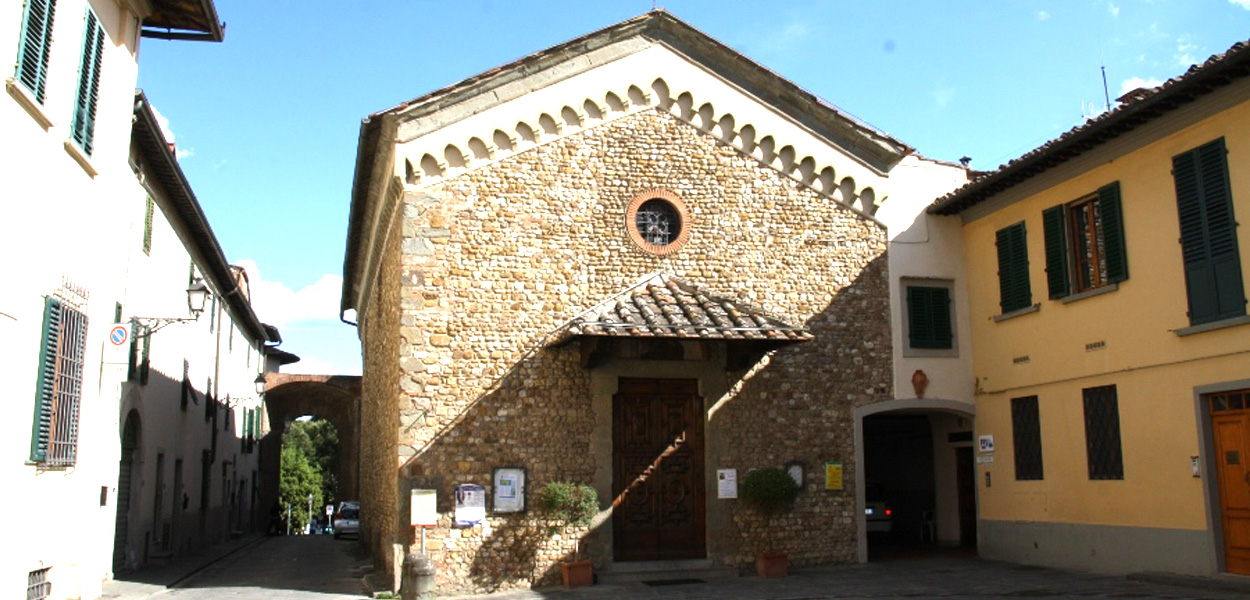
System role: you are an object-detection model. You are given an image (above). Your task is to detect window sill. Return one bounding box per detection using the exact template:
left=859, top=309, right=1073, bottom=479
left=1059, top=283, right=1119, bottom=304
left=1174, top=315, right=1250, bottom=337
left=63, top=139, right=98, bottom=178
left=6, top=77, right=53, bottom=130
left=993, top=304, right=1040, bottom=323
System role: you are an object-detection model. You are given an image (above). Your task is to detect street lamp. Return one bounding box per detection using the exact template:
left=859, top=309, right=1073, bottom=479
left=308, top=493, right=314, bottom=534
left=131, top=279, right=211, bottom=336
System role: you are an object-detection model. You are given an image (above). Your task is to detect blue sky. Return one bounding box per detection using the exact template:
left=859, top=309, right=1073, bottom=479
left=135, top=0, right=1250, bottom=375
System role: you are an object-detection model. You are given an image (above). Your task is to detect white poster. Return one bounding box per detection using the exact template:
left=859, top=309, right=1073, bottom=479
left=411, top=489, right=438, bottom=526
left=717, top=468, right=738, bottom=499
left=454, top=483, right=486, bottom=527
left=492, top=467, right=525, bottom=513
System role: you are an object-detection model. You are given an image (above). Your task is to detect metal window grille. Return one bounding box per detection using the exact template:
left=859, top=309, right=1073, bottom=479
left=1011, top=395, right=1044, bottom=480
left=33, top=280, right=88, bottom=467
left=1083, top=385, right=1124, bottom=480
left=634, top=199, right=680, bottom=246
left=27, top=567, right=51, bottom=600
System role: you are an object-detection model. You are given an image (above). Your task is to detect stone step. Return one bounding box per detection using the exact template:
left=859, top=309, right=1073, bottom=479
left=596, top=559, right=739, bottom=584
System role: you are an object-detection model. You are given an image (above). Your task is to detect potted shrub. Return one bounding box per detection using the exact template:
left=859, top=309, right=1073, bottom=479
left=739, top=467, right=800, bottom=578
left=539, top=481, right=599, bottom=588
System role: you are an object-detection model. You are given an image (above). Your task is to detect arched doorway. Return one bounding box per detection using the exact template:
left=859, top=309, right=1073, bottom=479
left=854, top=399, right=977, bottom=561
left=113, top=410, right=141, bottom=572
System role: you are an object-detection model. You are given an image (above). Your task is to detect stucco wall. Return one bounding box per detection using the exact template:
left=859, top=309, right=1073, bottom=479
left=364, top=108, right=893, bottom=593
left=962, top=85, right=1250, bottom=571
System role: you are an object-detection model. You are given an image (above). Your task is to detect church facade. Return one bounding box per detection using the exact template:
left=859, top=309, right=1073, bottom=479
left=341, top=11, right=966, bottom=592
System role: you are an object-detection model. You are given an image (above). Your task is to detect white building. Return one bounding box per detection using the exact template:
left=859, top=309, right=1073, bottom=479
left=0, top=2, right=291, bottom=599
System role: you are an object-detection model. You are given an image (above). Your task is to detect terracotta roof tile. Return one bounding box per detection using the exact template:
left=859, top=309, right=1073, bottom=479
left=930, top=39, right=1250, bottom=215
left=549, top=273, right=813, bottom=346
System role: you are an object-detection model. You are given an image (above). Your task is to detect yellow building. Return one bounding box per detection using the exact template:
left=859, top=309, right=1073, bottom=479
left=932, top=41, right=1250, bottom=576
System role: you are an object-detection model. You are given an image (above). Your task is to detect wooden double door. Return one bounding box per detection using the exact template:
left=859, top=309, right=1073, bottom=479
left=612, top=378, right=706, bottom=561
left=1212, top=390, right=1250, bottom=574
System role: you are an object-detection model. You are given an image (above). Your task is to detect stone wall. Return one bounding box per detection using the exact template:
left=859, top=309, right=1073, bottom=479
left=360, top=211, right=403, bottom=587
left=375, top=108, right=891, bottom=593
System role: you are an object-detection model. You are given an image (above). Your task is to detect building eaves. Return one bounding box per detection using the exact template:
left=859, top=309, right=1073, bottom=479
left=132, top=90, right=274, bottom=344
left=141, top=0, right=224, bottom=42
left=930, top=39, right=1250, bottom=216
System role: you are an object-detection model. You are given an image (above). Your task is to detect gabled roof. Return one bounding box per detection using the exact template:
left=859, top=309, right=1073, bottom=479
left=547, top=272, right=813, bottom=347
left=343, top=10, right=911, bottom=316
left=132, top=90, right=274, bottom=345
left=931, top=38, right=1250, bottom=216
left=142, top=0, right=225, bottom=42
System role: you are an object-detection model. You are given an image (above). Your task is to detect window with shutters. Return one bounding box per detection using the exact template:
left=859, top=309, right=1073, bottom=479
left=996, top=222, right=1034, bottom=315
left=14, top=0, right=57, bottom=104
left=127, top=324, right=150, bottom=384
left=903, top=279, right=957, bottom=357
left=180, top=360, right=191, bottom=410
left=30, top=283, right=89, bottom=467
left=1011, top=395, right=1044, bottom=480
left=1083, top=385, right=1124, bottom=480
left=1043, top=182, right=1129, bottom=300
left=70, top=6, right=105, bottom=156
left=142, top=196, right=155, bottom=255
left=1172, top=138, right=1245, bottom=327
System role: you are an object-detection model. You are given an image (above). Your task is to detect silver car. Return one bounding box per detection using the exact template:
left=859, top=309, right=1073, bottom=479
left=333, top=501, right=360, bottom=539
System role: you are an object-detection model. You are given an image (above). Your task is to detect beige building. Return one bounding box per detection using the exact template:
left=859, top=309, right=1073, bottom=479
left=932, top=40, right=1250, bottom=575
left=0, top=2, right=287, bottom=598
left=342, top=11, right=967, bottom=593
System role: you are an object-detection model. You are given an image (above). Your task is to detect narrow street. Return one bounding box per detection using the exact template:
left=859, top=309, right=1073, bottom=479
left=161, top=536, right=370, bottom=599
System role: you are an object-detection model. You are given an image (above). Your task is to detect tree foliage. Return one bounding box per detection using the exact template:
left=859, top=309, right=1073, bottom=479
left=279, top=419, right=339, bottom=531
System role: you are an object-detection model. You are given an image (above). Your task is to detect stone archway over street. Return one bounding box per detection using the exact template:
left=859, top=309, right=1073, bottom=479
left=258, top=374, right=361, bottom=521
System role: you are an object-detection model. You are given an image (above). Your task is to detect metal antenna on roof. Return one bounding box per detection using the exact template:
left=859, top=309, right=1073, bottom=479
left=1101, top=64, right=1111, bottom=111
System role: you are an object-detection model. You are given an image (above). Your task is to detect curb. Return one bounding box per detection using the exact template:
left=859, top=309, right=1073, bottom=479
left=1128, top=571, right=1250, bottom=594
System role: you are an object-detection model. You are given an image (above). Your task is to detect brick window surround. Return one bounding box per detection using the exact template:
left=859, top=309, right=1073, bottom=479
left=625, top=188, right=691, bottom=255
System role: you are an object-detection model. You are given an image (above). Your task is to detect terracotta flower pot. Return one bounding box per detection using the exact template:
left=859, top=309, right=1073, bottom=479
left=562, top=559, right=593, bottom=588
left=755, top=551, right=788, bottom=578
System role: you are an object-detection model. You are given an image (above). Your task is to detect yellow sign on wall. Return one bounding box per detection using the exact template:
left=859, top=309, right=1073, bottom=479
left=825, top=462, right=843, bottom=490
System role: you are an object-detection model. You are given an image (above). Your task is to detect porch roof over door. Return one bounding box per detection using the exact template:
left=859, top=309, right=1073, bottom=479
left=546, top=273, right=813, bottom=362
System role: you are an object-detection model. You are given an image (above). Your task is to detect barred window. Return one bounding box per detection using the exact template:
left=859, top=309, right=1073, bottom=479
left=28, top=567, right=51, bottom=600
left=1083, top=385, right=1124, bottom=480
left=1011, top=395, right=1044, bottom=480
left=31, top=284, right=89, bottom=467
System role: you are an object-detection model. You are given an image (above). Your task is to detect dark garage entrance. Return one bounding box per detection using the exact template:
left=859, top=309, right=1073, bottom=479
left=862, top=410, right=976, bottom=560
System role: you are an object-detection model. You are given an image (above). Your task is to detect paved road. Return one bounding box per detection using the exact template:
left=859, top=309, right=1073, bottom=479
left=161, top=535, right=370, bottom=599
left=106, top=534, right=1250, bottom=600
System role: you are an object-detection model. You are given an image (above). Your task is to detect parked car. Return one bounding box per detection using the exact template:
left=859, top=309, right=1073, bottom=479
left=333, top=501, right=360, bottom=539
left=865, top=483, right=893, bottom=533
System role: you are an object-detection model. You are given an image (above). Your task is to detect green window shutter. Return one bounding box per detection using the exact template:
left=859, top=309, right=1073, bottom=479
left=907, top=286, right=952, bottom=349
left=1042, top=205, right=1069, bottom=299
left=1098, top=182, right=1129, bottom=283
left=71, top=8, right=105, bottom=156
left=16, top=0, right=57, bottom=103
left=139, top=326, right=151, bottom=384
left=143, top=196, right=154, bottom=255
left=996, top=222, right=1032, bottom=313
left=127, top=323, right=140, bottom=381
left=1173, top=138, right=1246, bottom=325
left=30, top=296, right=61, bottom=462
left=180, top=360, right=190, bottom=410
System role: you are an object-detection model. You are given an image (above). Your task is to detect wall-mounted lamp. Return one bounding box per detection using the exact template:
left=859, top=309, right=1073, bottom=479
left=131, top=280, right=211, bottom=336
left=254, top=373, right=267, bottom=396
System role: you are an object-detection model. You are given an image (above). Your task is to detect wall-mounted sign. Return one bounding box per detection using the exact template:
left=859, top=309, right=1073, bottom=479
left=717, top=469, right=738, bottom=499
left=454, top=483, right=486, bottom=527
left=411, top=489, right=438, bottom=526
left=786, top=461, right=805, bottom=488
left=492, top=467, right=526, bottom=513
left=824, top=462, right=843, bottom=491
left=978, top=435, right=995, bottom=453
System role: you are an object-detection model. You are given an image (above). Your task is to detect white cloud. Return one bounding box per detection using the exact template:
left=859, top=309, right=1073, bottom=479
left=1106, top=1, right=1120, bottom=17
left=751, top=16, right=811, bottom=60
left=1176, top=36, right=1199, bottom=66
left=234, top=259, right=343, bottom=327
left=1036, top=10, right=1050, bottom=21
left=1118, top=76, right=1163, bottom=97
left=1231, top=0, right=1250, bottom=9
left=149, top=104, right=195, bottom=161
left=931, top=81, right=955, bottom=109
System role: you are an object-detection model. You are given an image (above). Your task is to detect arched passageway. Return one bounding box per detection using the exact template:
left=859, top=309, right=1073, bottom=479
left=258, top=375, right=361, bottom=525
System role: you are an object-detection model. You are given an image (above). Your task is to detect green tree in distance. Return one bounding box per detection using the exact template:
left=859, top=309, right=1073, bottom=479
left=278, top=419, right=339, bottom=531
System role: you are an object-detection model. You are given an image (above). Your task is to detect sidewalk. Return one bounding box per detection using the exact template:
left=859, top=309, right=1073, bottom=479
left=101, top=533, right=269, bottom=600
